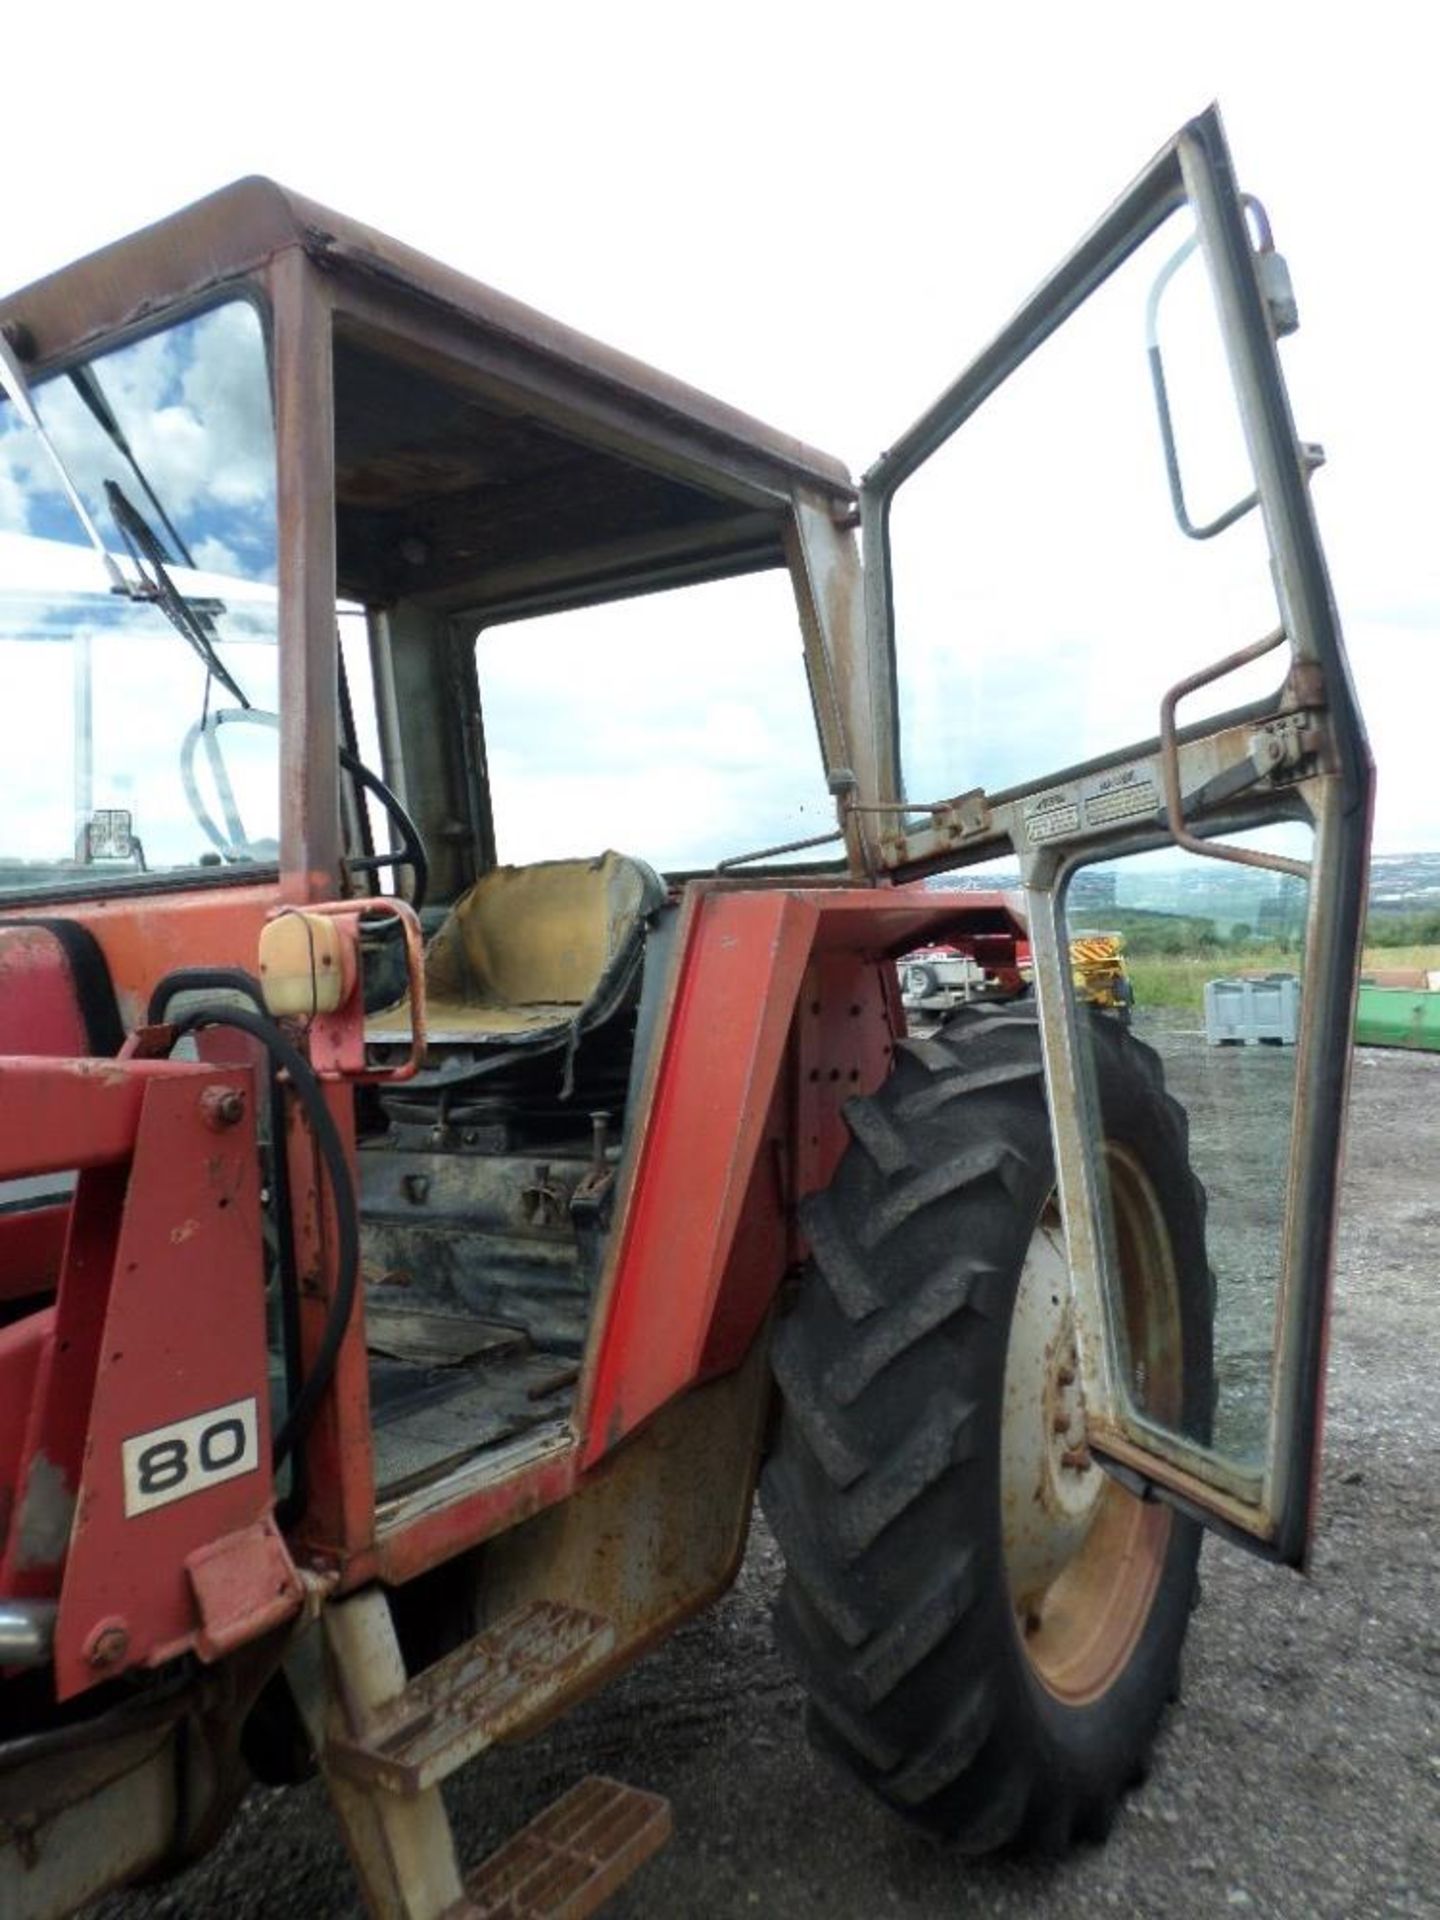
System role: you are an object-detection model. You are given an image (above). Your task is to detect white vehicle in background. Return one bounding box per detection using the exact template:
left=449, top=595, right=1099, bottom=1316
left=898, top=943, right=987, bottom=1008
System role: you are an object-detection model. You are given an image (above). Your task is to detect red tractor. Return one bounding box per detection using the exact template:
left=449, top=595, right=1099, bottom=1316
left=0, top=109, right=1370, bottom=1917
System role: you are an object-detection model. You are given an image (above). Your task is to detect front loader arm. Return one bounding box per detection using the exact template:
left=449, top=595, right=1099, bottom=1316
left=0, top=1055, right=302, bottom=1700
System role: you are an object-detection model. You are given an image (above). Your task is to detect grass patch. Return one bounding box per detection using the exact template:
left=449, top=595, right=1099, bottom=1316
left=1360, top=944, right=1439, bottom=976
left=1128, top=946, right=1293, bottom=1016
left=1128, top=943, right=1440, bottom=1018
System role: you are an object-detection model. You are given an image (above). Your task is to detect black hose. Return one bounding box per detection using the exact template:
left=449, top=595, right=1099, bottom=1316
left=167, top=1005, right=359, bottom=1470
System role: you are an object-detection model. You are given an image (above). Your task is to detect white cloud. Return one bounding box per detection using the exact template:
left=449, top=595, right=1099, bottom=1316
left=193, top=533, right=241, bottom=576
left=0, top=449, right=29, bottom=534
left=0, top=303, right=275, bottom=581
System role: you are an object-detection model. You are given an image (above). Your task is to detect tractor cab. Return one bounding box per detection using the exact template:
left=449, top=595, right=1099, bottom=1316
left=0, top=181, right=886, bottom=1550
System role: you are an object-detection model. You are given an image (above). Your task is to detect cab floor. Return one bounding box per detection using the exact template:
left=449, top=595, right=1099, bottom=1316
left=366, top=1301, right=578, bottom=1499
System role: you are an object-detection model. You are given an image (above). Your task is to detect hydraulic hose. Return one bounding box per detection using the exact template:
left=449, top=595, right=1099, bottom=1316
left=167, top=1004, right=359, bottom=1471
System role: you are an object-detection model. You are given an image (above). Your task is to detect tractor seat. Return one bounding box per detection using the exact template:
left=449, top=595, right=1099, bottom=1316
left=367, top=850, right=665, bottom=1060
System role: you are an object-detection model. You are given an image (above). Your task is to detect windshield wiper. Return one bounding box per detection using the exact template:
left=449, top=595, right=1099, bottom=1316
left=105, top=481, right=249, bottom=708
left=0, top=326, right=129, bottom=594
left=0, top=336, right=252, bottom=712
left=69, top=362, right=196, bottom=571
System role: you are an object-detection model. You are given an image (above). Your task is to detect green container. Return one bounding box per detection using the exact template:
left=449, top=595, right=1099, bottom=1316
left=1354, top=983, right=1440, bottom=1052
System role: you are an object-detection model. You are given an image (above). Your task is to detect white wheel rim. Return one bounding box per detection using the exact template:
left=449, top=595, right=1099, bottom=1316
left=999, top=1195, right=1105, bottom=1612
left=997, top=1160, right=1182, bottom=1703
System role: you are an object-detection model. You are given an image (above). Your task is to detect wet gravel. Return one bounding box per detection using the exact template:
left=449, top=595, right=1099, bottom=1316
left=97, top=1043, right=1439, bottom=1920
left=1140, top=1008, right=1300, bottom=1465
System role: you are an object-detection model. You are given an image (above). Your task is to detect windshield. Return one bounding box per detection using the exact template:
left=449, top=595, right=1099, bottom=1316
left=0, top=299, right=278, bottom=896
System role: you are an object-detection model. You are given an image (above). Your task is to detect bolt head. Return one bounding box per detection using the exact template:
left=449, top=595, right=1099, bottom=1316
left=84, top=1619, right=130, bottom=1668
left=200, top=1085, right=246, bottom=1130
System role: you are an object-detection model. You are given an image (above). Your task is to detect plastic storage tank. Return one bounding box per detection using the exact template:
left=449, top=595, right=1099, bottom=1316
left=1204, top=973, right=1301, bottom=1046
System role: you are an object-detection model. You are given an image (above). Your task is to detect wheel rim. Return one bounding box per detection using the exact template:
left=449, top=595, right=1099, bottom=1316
left=999, top=1148, right=1183, bottom=1706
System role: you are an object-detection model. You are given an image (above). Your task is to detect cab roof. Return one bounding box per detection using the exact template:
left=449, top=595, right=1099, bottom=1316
left=0, top=176, right=854, bottom=513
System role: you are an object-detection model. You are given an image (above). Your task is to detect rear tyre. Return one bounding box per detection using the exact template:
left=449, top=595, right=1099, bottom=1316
left=760, top=1003, right=1212, bottom=1852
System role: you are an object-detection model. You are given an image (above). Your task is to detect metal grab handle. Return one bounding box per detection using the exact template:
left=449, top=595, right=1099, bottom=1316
left=1146, top=197, right=1310, bottom=545
left=1158, top=627, right=1311, bottom=879
left=1145, top=232, right=1261, bottom=543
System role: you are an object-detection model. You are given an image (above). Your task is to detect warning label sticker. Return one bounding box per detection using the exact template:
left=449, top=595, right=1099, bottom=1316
left=1023, top=789, right=1081, bottom=843
left=1081, top=764, right=1159, bottom=830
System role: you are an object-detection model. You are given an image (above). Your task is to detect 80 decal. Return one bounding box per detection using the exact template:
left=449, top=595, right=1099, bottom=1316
left=121, top=1397, right=260, bottom=1516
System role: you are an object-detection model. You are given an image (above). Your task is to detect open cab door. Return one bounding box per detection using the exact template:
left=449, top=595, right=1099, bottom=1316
left=861, top=106, right=1372, bottom=1563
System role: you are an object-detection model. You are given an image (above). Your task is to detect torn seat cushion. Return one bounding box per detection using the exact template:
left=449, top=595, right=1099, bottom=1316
left=369, top=850, right=664, bottom=1048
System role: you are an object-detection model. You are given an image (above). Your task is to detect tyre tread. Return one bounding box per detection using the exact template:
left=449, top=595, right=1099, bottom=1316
left=762, top=1001, right=1209, bottom=1850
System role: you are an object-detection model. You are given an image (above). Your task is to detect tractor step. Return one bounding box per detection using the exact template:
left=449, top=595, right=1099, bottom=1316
left=457, top=1776, right=672, bottom=1919
left=327, top=1599, right=615, bottom=1796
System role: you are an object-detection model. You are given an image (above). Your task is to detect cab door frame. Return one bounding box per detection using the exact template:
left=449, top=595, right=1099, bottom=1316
left=853, top=105, right=1372, bottom=1563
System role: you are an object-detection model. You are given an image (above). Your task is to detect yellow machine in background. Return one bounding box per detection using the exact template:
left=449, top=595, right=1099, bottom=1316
left=1069, top=931, right=1134, bottom=1023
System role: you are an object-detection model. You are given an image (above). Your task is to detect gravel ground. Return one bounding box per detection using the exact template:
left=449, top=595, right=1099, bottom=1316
left=97, top=1042, right=1439, bottom=1920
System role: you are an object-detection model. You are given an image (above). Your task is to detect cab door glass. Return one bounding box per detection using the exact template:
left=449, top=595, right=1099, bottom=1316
left=1061, top=820, right=1312, bottom=1482
left=888, top=204, right=1280, bottom=808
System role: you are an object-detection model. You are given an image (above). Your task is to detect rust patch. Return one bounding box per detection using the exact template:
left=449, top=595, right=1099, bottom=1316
left=62, top=1059, right=130, bottom=1088
left=15, top=1452, right=75, bottom=1569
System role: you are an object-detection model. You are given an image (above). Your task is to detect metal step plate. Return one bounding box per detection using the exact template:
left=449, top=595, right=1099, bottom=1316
left=327, top=1600, right=614, bottom=1796
left=460, top=1776, right=672, bottom=1919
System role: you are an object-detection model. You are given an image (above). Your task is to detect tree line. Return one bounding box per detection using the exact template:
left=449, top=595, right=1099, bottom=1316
left=1364, top=909, right=1440, bottom=947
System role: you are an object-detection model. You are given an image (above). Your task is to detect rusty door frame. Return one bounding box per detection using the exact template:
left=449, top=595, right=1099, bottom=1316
left=853, top=104, right=1372, bottom=1563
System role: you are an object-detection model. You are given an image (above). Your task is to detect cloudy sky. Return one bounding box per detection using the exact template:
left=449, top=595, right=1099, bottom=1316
left=2, top=2, right=1433, bottom=860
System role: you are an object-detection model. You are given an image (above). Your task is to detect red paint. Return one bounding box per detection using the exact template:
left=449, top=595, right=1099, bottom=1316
left=4, top=884, right=275, bottom=1029
left=186, top=1516, right=304, bottom=1661
left=578, top=889, right=815, bottom=1465
left=0, top=1058, right=216, bottom=1179
left=0, top=1166, right=128, bottom=1606
left=0, top=926, right=92, bottom=1056
left=0, top=1307, right=52, bottom=1558
left=0, top=1203, right=70, bottom=1303
left=579, top=886, right=1023, bottom=1466
left=289, top=1080, right=374, bottom=1573
left=369, top=1442, right=581, bottom=1591
left=52, top=1068, right=276, bottom=1699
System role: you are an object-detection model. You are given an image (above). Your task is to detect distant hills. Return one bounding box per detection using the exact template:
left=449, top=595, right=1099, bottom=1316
left=1368, top=851, right=1440, bottom=909
left=925, top=849, right=1440, bottom=946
